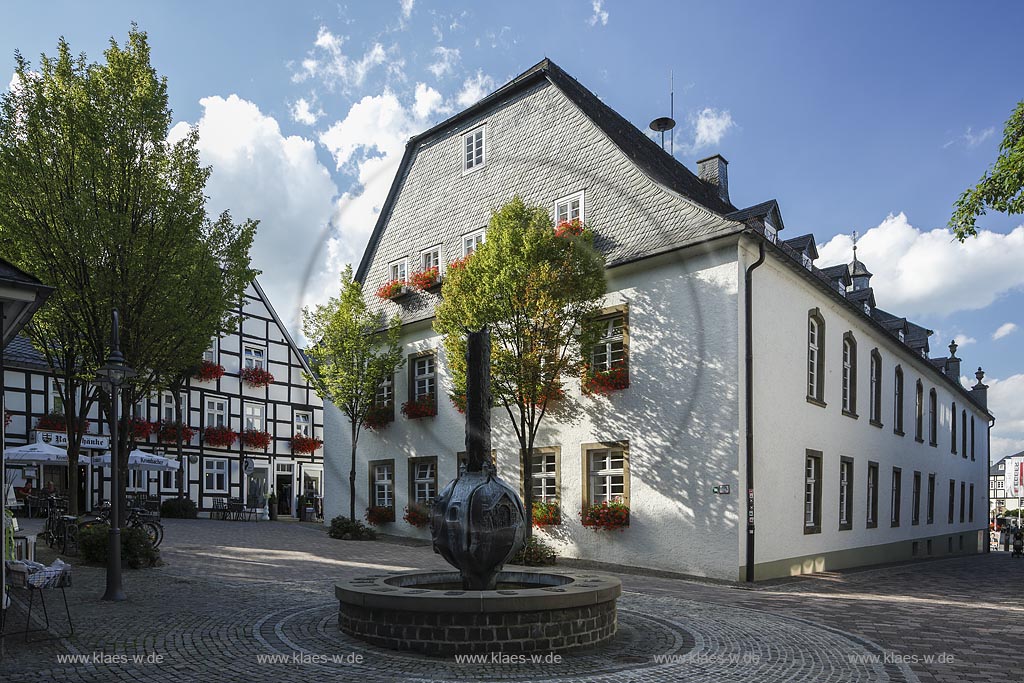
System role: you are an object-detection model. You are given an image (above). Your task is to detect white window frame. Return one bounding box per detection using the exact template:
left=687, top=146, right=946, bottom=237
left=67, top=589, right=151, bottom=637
left=373, top=463, right=394, bottom=508
left=413, top=355, right=436, bottom=402
left=376, top=374, right=394, bottom=407
left=294, top=410, right=312, bottom=437
left=839, top=460, right=851, bottom=527
left=204, top=458, right=228, bottom=493
left=244, top=402, right=265, bottom=432
left=161, top=468, right=181, bottom=490
left=161, top=392, right=184, bottom=423
left=807, top=317, right=821, bottom=399
left=841, top=338, right=853, bottom=412
left=206, top=398, right=227, bottom=428
left=869, top=352, right=880, bottom=423
left=49, top=377, right=65, bottom=415
left=462, top=229, right=485, bottom=257
left=412, top=461, right=437, bottom=503
left=243, top=344, right=266, bottom=370
left=388, top=259, right=408, bottom=283
left=891, top=468, right=902, bottom=526
left=554, top=191, right=584, bottom=225
left=532, top=451, right=558, bottom=503
left=420, top=246, right=442, bottom=274
left=591, top=313, right=625, bottom=372
left=588, top=449, right=625, bottom=505
left=462, top=124, right=486, bottom=173
left=867, top=464, right=877, bottom=526
left=202, top=337, right=218, bottom=363
left=127, top=468, right=146, bottom=492
left=804, top=455, right=818, bottom=529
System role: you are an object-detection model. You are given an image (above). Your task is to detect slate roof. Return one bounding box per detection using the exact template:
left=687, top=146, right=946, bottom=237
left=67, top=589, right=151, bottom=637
left=846, top=287, right=876, bottom=309
left=850, top=257, right=872, bottom=277
left=3, top=334, right=48, bottom=370
left=820, top=264, right=851, bottom=283
left=782, top=234, right=818, bottom=260
left=992, top=454, right=1019, bottom=477
left=726, top=200, right=785, bottom=232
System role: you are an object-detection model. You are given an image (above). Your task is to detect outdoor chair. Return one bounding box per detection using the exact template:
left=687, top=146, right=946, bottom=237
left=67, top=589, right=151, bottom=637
left=211, top=498, right=228, bottom=520
left=227, top=497, right=244, bottom=521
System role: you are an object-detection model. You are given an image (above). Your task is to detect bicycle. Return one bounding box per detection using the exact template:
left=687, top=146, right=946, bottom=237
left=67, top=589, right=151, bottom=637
left=41, top=495, right=77, bottom=555
left=68, top=502, right=165, bottom=554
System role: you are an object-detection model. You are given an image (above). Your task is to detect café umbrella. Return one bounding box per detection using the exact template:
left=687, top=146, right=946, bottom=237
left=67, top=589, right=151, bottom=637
left=92, top=449, right=179, bottom=472
left=3, top=441, right=70, bottom=465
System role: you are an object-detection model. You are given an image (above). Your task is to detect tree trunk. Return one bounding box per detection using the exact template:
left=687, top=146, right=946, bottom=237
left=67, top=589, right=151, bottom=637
left=522, top=429, right=534, bottom=540
left=349, top=420, right=358, bottom=522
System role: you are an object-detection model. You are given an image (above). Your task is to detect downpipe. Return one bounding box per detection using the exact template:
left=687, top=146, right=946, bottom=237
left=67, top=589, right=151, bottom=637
left=744, top=238, right=766, bottom=583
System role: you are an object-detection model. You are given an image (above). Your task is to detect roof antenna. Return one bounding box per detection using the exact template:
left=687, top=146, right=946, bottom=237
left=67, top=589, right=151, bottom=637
left=649, top=69, right=676, bottom=156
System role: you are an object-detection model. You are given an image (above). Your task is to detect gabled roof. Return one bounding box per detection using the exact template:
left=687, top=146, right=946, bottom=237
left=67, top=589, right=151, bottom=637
left=820, top=263, right=851, bottom=283
left=726, top=200, right=786, bottom=234
left=3, top=334, right=48, bottom=370
left=0, top=257, right=53, bottom=347
left=355, top=58, right=738, bottom=283
left=846, top=287, right=876, bottom=309
left=782, top=234, right=818, bottom=260
left=992, top=454, right=1019, bottom=476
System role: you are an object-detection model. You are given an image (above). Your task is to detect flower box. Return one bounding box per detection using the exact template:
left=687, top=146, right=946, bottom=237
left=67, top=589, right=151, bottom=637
left=409, top=266, right=441, bottom=291
left=582, top=364, right=629, bottom=395
left=196, top=360, right=226, bottom=382
left=35, top=412, right=67, bottom=432
left=240, top=367, right=275, bottom=388
left=130, top=418, right=155, bottom=440
left=375, top=278, right=407, bottom=300
left=240, top=429, right=272, bottom=450
left=532, top=500, right=561, bottom=526
left=401, top=395, right=437, bottom=420
left=365, top=506, right=395, bottom=526
left=204, top=425, right=238, bottom=448
left=158, top=420, right=197, bottom=444
left=291, top=433, right=323, bottom=454
left=554, top=218, right=585, bottom=238
left=363, top=403, right=393, bottom=431
left=580, top=500, right=629, bottom=531
left=403, top=502, right=431, bottom=528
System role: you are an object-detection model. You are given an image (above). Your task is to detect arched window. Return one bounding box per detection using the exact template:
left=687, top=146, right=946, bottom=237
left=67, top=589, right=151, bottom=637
left=914, top=380, right=924, bottom=442
left=893, top=366, right=904, bottom=435
left=842, top=332, right=857, bottom=416
left=951, top=402, right=957, bottom=453
left=869, top=349, right=882, bottom=425
left=928, top=389, right=937, bottom=446
left=807, top=310, right=825, bottom=404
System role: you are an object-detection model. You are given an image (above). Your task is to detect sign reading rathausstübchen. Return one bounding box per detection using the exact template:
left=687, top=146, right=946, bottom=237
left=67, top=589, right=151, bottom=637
left=34, top=430, right=111, bottom=450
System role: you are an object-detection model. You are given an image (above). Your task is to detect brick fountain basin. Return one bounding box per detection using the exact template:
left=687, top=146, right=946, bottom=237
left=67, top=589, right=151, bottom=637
left=336, top=569, right=622, bottom=656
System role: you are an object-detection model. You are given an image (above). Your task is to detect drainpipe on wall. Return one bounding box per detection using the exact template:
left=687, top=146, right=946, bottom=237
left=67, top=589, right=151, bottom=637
left=987, top=418, right=994, bottom=553
left=744, top=237, right=766, bottom=583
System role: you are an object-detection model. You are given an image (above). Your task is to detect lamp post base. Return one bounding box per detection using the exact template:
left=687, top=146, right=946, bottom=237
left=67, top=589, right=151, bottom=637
left=102, top=527, right=126, bottom=602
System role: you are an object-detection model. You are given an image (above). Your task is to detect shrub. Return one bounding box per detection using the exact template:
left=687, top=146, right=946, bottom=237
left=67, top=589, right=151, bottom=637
left=581, top=500, right=630, bottom=531
left=78, top=524, right=161, bottom=568
left=510, top=536, right=557, bottom=566
left=328, top=515, right=377, bottom=541
left=365, top=506, right=395, bottom=526
left=403, top=502, right=431, bottom=528
left=160, top=497, right=197, bottom=519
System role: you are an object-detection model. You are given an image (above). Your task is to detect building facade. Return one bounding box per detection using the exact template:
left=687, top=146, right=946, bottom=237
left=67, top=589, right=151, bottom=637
left=990, top=453, right=1023, bottom=516
left=3, top=280, right=324, bottom=517
left=322, top=59, right=991, bottom=581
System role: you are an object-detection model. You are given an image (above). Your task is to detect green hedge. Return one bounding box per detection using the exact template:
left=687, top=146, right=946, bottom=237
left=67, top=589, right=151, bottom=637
left=328, top=515, right=377, bottom=541
left=78, top=524, right=161, bottom=568
left=510, top=535, right=557, bottom=566
left=160, top=497, right=198, bottom=519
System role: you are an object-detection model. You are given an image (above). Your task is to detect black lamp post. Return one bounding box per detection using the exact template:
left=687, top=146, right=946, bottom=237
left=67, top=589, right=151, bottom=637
left=91, top=309, right=135, bottom=602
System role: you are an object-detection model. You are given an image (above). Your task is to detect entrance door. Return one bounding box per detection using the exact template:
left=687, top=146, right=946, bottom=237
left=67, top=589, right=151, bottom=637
left=247, top=467, right=269, bottom=508
left=276, top=473, right=293, bottom=516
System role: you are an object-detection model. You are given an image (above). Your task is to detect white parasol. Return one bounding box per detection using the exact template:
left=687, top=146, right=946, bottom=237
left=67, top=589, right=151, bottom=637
left=91, top=449, right=180, bottom=472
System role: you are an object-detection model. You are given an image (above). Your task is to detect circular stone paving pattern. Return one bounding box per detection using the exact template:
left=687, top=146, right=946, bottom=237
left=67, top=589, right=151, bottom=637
left=252, top=591, right=918, bottom=683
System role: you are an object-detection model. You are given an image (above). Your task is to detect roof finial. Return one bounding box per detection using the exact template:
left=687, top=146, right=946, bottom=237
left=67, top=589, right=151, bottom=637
left=852, top=230, right=859, bottom=262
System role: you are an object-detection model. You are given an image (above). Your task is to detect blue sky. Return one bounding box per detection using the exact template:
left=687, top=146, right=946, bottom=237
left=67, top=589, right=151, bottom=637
left=2, top=1, right=1023, bottom=457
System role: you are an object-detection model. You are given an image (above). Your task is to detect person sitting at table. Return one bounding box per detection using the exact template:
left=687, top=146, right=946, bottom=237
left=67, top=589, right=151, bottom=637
left=15, top=478, right=35, bottom=499
left=43, top=480, right=57, bottom=496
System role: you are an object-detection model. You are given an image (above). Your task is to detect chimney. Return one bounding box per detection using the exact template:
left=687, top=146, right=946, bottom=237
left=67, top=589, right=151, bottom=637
left=945, top=339, right=961, bottom=380
left=970, top=367, right=988, bottom=410
left=697, top=154, right=729, bottom=205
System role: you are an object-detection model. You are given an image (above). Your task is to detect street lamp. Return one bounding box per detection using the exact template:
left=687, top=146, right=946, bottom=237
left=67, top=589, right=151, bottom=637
left=91, top=309, right=135, bottom=602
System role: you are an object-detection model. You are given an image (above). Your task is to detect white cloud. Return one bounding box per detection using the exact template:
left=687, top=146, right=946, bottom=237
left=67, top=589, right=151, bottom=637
left=944, top=125, right=996, bottom=149
left=400, top=0, right=415, bottom=20
left=588, top=0, right=609, bottom=26
left=456, top=70, right=495, bottom=108
left=427, top=46, right=460, bottom=79
left=413, top=83, right=447, bottom=120
left=953, top=334, right=976, bottom=347
left=168, top=95, right=339, bottom=337
left=289, top=97, right=322, bottom=126
left=994, top=322, right=1018, bottom=340
left=817, top=213, right=1024, bottom=317
left=691, top=108, right=734, bottom=152
left=292, top=27, right=389, bottom=90
left=989, top=373, right=1024, bottom=459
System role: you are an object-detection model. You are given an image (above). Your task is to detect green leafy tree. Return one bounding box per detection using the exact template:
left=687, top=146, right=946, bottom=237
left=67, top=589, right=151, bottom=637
left=0, top=28, right=257, bottom=516
left=303, top=265, right=404, bottom=522
left=950, top=100, right=1024, bottom=241
left=434, top=197, right=606, bottom=537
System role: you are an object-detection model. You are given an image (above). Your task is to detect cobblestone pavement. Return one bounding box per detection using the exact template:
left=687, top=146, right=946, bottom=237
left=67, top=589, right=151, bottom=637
left=0, top=518, right=1018, bottom=682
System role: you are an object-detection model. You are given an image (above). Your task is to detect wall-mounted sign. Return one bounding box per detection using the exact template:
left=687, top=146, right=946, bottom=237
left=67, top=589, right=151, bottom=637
left=243, top=457, right=255, bottom=476
left=713, top=484, right=731, bottom=495
left=34, top=430, right=110, bottom=450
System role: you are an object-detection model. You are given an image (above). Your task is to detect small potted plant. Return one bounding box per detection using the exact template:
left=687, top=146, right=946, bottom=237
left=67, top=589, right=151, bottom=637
left=240, top=429, right=272, bottom=450
left=204, top=425, right=238, bottom=448
left=403, top=502, right=431, bottom=528
left=291, top=434, right=323, bottom=454
left=158, top=420, right=197, bottom=444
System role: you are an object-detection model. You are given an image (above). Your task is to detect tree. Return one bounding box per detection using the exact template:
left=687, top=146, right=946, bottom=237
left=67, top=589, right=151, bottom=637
left=0, top=28, right=257, bottom=516
left=434, top=197, right=606, bottom=537
left=950, top=100, right=1024, bottom=241
left=303, top=265, right=404, bottom=522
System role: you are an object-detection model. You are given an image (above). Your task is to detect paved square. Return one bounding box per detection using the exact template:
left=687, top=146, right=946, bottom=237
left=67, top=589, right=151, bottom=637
left=1, top=519, right=1018, bottom=682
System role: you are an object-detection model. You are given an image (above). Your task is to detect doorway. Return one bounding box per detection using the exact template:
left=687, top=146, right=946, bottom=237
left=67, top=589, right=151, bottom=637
left=247, top=467, right=269, bottom=508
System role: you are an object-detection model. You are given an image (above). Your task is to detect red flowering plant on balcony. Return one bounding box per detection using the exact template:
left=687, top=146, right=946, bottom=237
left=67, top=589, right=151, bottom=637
left=363, top=402, right=393, bottom=431
left=35, top=412, right=67, bottom=432
left=157, top=420, right=197, bottom=444
left=204, top=425, right=238, bottom=448
left=129, top=418, right=155, bottom=440
left=403, top=501, right=431, bottom=528
left=554, top=218, right=585, bottom=238
left=240, top=367, right=274, bottom=388
left=365, top=505, right=395, bottom=526
left=196, top=360, right=226, bottom=382
left=375, top=278, right=407, bottom=300
left=401, top=395, right=437, bottom=419
left=290, top=433, right=323, bottom=454
left=532, top=500, right=561, bottom=526
left=580, top=500, right=630, bottom=531
left=409, top=266, right=441, bottom=291
left=240, top=429, right=272, bottom=450
left=581, top=362, right=629, bottom=396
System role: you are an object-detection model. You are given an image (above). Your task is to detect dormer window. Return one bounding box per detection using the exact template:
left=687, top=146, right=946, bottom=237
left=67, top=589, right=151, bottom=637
left=898, top=329, right=905, bottom=343
left=763, top=220, right=778, bottom=244
left=863, top=302, right=871, bottom=315
left=462, top=125, right=486, bottom=172
left=801, top=253, right=812, bottom=270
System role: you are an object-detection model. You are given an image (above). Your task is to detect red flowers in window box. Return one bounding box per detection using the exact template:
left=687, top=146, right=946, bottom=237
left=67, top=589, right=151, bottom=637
left=409, top=266, right=440, bottom=290
left=402, top=395, right=437, bottom=419
left=581, top=500, right=630, bottom=531
left=130, top=418, right=155, bottom=440
left=241, top=367, right=274, bottom=388
left=204, top=425, right=238, bottom=448
left=403, top=502, right=431, bottom=528
left=240, top=429, right=272, bottom=449
left=35, top=412, right=67, bottom=432
left=582, top=363, right=629, bottom=395
left=364, top=403, right=393, bottom=431
left=554, top=218, right=585, bottom=238
left=158, top=420, right=197, bottom=444
left=196, top=360, right=226, bottom=382
left=365, top=505, right=395, bottom=526
left=375, top=279, right=407, bottom=300
left=532, top=501, right=561, bottom=526
left=291, top=433, right=323, bottom=454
